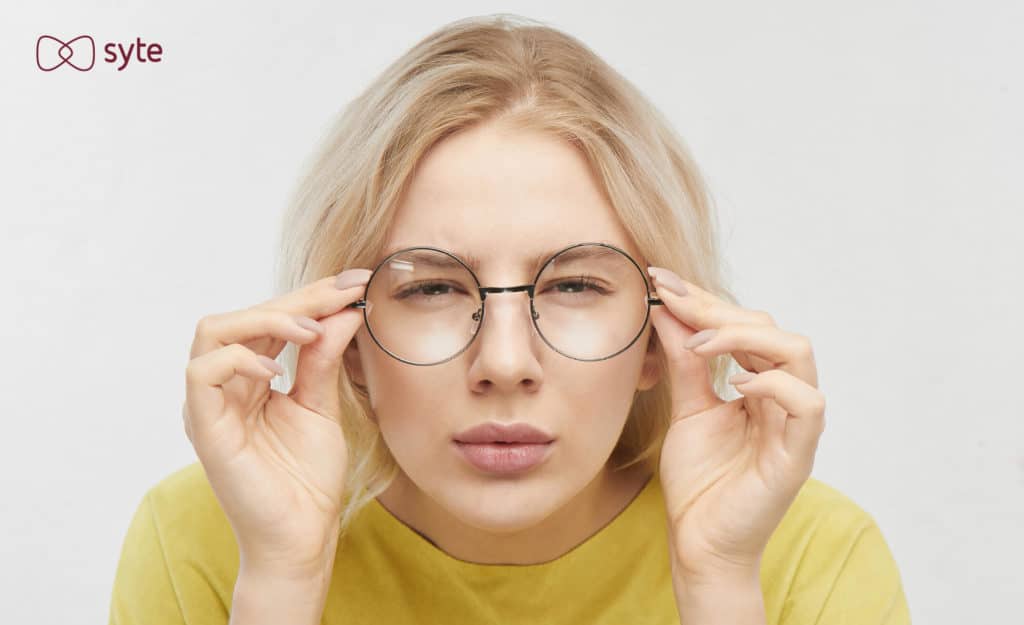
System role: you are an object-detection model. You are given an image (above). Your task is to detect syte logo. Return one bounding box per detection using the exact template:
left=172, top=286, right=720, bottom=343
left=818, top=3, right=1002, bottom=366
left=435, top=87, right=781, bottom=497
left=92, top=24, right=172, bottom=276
left=36, top=34, right=164, bottom=72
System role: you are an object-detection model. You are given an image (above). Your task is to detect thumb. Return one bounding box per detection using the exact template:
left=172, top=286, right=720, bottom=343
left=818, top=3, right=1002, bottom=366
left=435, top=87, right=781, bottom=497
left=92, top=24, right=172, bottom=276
left=648, top=303, right=721, bottom=419
left=287, top=306, right=365, bottom=422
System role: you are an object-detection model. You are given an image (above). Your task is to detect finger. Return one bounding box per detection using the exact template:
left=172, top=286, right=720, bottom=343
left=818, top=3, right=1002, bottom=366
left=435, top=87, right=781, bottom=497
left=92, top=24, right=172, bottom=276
left=253, top=268, right=372, bottom=325
left=190, top=308, right=330, bottom=360
left=647, top=267, right=776, bottom=330
left=686, top=323, right=819, bottom=388
left=287, top=302, right=366, bottom=423
left=728, top=369, right=826, bottom=463
left=184, top=343, right=283, bottom=442
left=189, top=269, right=371, bottom=359
left=647, top=303, right=722, bottom=418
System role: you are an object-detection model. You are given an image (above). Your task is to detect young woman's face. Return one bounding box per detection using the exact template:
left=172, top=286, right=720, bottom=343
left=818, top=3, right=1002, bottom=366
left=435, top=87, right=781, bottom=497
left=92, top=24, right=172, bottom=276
left=343, top=120, right=662, bottom=535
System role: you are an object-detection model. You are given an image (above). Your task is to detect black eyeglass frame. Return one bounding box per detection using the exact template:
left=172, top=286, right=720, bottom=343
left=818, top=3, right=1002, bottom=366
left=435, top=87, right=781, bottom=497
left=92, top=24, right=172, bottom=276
left=345, top=241, right=664, bottom=366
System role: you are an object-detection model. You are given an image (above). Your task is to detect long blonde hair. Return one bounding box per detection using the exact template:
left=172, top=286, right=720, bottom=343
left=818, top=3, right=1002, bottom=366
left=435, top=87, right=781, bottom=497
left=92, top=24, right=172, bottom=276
left=273, top=13, right=738, bottom=537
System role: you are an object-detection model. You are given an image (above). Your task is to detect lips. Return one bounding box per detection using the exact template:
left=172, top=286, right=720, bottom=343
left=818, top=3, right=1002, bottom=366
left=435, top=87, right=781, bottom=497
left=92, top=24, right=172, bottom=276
left=453, top=421, right=555, bottom=444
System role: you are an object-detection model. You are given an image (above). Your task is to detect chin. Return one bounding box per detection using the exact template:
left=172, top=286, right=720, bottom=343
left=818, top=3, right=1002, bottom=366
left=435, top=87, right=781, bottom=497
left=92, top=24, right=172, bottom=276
left=437, top=478, right=562, bottom=533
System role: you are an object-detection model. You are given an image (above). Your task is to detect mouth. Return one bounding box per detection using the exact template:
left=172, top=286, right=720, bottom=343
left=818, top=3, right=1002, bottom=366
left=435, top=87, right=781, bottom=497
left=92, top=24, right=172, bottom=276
left=452, top=440, right=554, bottom=475
left=452, top=421, right=555, bottom=445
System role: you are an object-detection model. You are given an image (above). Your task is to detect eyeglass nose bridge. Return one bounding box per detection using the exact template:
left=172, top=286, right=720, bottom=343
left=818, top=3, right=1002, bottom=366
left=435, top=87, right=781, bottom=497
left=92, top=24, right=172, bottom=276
left=473, top=284, right=538, bottom=322
left=469, top=284, right=664, bottom=323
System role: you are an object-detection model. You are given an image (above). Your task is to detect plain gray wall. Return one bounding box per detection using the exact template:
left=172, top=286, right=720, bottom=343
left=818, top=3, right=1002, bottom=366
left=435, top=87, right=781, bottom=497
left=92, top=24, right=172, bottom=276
left=2, top=1, right=1021, bottom=622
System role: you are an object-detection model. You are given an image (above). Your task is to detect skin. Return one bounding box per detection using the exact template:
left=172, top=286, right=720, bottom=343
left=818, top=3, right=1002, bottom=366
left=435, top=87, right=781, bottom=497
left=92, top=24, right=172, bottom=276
left=342, top=120, right=663, bottom=565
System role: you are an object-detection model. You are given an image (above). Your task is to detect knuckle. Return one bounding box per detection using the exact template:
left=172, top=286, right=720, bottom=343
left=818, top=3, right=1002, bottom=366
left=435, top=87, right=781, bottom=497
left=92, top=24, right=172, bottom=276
left=793, top=334, right=814, bottom=358
left=184, top=360, right=200, bottom=384
left=272, top=309, right=299, bottom=327
left=194, top=314, right=220, bottom=337
left=693, top=299, right=715, bottom=326
left=250, top=305, right=293, bottom=330
left=752, top=310, right=776, bottom=326
left=811, top=392, right=827, bottom=416
left=227, top=343, right=252, bottom=359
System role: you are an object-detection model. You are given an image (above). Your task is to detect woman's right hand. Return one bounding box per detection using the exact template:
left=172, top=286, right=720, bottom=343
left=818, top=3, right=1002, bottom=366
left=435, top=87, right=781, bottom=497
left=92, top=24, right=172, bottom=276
left=182, top=268, right=372, bottom=578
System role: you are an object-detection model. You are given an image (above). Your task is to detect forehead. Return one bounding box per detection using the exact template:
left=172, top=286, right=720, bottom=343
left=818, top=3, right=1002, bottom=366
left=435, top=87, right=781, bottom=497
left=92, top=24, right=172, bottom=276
left=383, top=122, right=643, bottom=272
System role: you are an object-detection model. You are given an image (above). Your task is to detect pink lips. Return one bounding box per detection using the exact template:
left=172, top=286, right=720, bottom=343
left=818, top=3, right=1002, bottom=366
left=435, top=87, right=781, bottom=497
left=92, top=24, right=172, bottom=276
left=453, top=441, right=553, bottom=474
left=453, top=421, right=554, bottom=444
left=452, top=421, right=555, bottom=474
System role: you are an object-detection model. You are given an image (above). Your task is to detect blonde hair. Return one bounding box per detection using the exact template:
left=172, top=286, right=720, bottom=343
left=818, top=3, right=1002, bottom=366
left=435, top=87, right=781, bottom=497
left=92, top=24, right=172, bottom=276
left=274, top=13, right=739, bottom=537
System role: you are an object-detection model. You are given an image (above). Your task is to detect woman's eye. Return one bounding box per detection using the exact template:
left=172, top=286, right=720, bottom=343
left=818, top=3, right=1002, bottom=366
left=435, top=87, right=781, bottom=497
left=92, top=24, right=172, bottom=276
left=396, top=281, right=463, bottom=299
left=548, top=277, right=608, bottom=295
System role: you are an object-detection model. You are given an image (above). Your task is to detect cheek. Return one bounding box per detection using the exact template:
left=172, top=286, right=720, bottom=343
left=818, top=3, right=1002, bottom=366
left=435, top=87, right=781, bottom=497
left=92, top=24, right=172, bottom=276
left=561, top=378, right=637, bottom=457
left=563, top=354, right=646, bottom=418
left=541, top=361, right=644, bottom=468
left=368, top=360, right=454, bottom=464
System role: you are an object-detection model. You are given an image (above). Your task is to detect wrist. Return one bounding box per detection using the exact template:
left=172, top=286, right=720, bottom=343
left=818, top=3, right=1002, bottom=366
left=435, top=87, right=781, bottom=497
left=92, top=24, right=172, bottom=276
left=237, top=520, right=342, bottom=582
left=673, top=578, right=766, bottom=625
left=230, top=554, right=338, bottom=625
left=670, top=556, right=766, bottom=625
left=238, top=544, right=339, bottom=584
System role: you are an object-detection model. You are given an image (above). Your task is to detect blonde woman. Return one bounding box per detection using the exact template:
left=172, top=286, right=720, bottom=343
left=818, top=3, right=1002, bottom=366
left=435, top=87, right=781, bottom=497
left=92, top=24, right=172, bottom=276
left=110, top=14, right=910, bottom=625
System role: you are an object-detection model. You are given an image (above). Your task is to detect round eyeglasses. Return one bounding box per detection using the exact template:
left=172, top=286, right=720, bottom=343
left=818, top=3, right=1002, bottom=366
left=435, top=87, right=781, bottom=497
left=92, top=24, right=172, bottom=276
left=345, top=242, right=663, bottom=366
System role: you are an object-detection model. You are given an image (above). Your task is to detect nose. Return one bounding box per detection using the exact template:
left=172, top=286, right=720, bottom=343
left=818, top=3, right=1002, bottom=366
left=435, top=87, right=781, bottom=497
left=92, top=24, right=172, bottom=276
left=465, top=289, right=544, bottom=393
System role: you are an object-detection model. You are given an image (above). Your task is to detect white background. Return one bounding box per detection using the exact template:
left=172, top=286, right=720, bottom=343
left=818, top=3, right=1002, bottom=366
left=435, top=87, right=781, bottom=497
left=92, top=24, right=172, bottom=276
left=2, top=1, right=1021, bottom=622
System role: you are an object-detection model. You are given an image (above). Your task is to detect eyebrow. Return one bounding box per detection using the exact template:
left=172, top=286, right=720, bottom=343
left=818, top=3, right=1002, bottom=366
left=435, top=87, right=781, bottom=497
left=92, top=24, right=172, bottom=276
left=378, top=242, right=625, bottom=278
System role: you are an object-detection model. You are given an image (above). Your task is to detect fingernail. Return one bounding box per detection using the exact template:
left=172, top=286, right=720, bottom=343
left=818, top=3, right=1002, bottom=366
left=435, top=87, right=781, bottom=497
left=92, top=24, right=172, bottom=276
left=294, top=315, right=325, bottom=335
left=335, top=268, right=372, bottom=290
left=728, top=371, right=756, bottom=385
left=685, top=328, right=717, bottom=350
left=647, top=267, right=688, bottom=296
left=257, top=355, right=285, bottom=376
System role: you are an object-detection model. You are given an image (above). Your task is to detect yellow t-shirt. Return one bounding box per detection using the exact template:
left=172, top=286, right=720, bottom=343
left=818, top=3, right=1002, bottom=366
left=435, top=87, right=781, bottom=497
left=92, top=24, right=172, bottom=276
left=108, top=462, right=910, bottom=624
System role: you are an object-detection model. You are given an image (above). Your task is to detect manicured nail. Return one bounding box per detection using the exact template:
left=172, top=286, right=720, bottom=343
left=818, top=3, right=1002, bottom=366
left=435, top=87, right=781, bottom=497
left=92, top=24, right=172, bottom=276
left=647, top=267, right=688, bottom=296
left=294, top=315, right=325, bottom=335
left=335, top=268, right=372, bottom=290
left=257, top=355, right=285, bottom=376
left=728, top=371, right=756, bottom=385
left=685, top=329, right=717, bottom=350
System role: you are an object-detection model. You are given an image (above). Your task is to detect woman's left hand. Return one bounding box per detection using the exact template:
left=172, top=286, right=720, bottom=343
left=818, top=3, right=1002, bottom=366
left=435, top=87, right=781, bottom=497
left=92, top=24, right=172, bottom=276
left=646, top=266, right=827, bottom=585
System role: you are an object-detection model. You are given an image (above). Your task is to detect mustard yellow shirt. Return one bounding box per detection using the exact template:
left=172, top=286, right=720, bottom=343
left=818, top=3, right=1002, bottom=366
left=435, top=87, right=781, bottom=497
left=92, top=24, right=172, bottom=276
left=108, top=462, right=910, bottom=624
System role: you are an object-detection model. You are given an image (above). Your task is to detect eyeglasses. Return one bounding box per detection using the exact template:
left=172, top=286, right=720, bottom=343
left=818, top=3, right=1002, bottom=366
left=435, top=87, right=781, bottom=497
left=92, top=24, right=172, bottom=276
left=345, top=242, right=663, bottom=366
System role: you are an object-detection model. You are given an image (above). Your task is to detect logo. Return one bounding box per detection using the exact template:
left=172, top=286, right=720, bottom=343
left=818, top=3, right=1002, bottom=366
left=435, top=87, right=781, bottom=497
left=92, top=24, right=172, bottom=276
left=36, top=34, right=95, bottom=71
left=36, top=35, right=163, bottom=72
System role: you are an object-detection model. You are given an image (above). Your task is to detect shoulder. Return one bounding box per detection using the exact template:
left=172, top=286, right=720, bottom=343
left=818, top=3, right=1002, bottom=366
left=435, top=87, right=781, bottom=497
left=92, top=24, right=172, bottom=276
left=766, top=475, right=889, bottom=570
left=110, top=462, right=238, bottom=623
left=153, top=460, right=241, bottom=579
left=143, top=461, right=237, bottom=559
left=145, top=460, right=219, bottom=515
left=780, top=475, right=876, bottom=531
left=761, top=476, right=910, bottom=623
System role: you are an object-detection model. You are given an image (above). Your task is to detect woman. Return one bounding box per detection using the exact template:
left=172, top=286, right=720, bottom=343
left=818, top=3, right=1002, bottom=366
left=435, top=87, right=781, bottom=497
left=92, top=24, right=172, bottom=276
left=109, top=13, right=910, bottom=625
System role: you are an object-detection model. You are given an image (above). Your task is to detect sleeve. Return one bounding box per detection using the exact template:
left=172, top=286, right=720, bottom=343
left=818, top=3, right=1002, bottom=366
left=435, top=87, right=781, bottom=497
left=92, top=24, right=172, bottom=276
left=108, top=491, right=188, bottom=625
left=783, top=517, right=912, bottom=625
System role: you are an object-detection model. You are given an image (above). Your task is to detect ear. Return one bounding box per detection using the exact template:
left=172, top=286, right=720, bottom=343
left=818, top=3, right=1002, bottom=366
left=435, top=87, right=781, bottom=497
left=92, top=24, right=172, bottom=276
left=636, top=326, right=663, bottom=392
